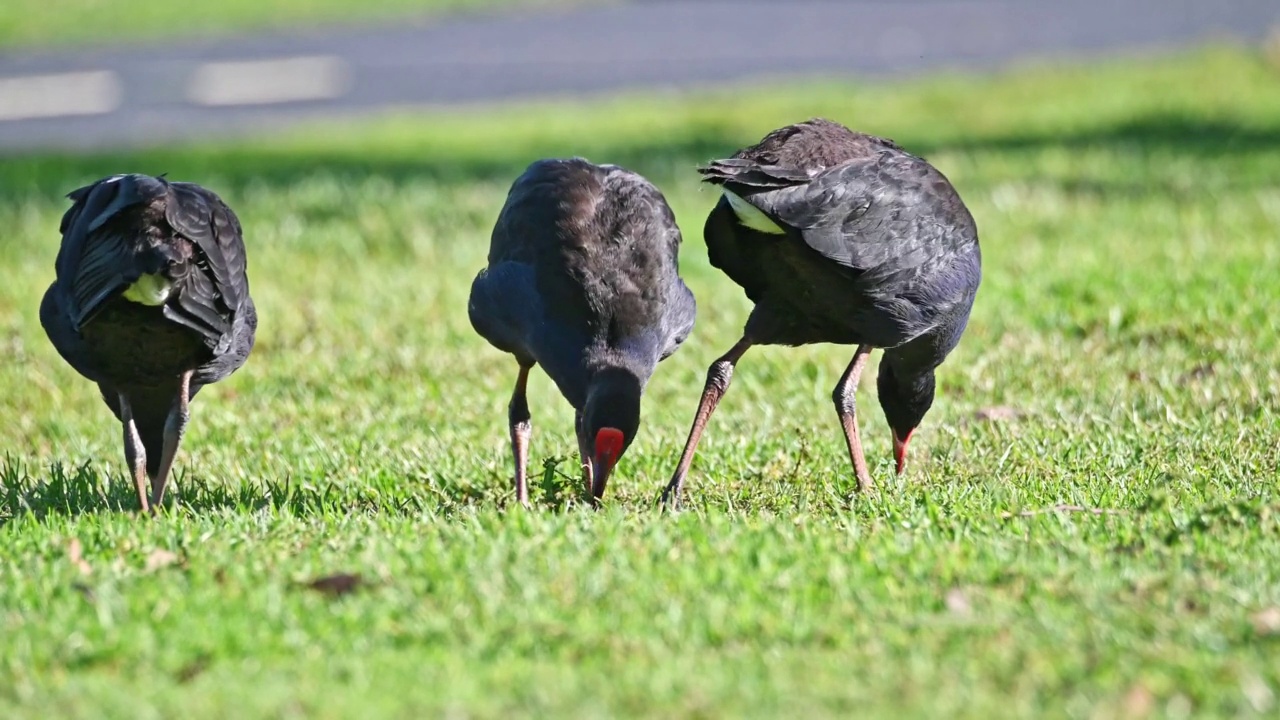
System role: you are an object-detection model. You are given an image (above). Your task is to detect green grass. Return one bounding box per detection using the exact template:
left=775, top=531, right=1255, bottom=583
left=2, top=47, right=1280, bottom=718
left=0, top=0, right=580, bottom=49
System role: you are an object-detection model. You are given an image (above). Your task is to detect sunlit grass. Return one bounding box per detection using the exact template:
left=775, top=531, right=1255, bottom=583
left=0, top=47, right=1278, bottom=718
left=0, top=0, right=586, bottom=49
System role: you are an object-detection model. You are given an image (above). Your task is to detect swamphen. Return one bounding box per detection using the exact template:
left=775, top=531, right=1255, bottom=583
left=469, top=158, right=696, bottom=505
left=663, top=118, right=981, bottom=505
left=41, top=174, right=257, bottom=512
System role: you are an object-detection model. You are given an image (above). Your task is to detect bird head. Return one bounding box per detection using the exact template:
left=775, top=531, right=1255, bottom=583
left=876, top=362, right=936, bottom=475
left=580, top=369, right=642, bottom=501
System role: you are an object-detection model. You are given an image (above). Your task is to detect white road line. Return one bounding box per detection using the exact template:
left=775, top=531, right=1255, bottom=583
left=187, top=55, right=351, bottom=107
left=0, top=70, right=121, bottom=122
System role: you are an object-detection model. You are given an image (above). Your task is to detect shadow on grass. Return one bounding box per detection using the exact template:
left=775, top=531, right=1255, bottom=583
left=931, top=115, right=1280, bottom=159
left=1, top=114, right=1277, bottom=203
left=0, top=453, right=603, bottom=523
left=0, top=454, right=508, bottom=523
left=0, top=132, right=735, bottom=201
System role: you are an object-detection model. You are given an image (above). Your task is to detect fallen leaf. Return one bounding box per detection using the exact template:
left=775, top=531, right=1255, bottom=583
left=1001, top=504, right=1126, bottom=519
left=66, top=538, right=92, bottom=576
left=1178, top=362, right=1215, bottom=383
left=944, top=588, right=972, bottom=617
left=305, top=573, right=363, bottom=597
left=175, top=654, right=211, bottom=684
left=1242, top=673, right=1275, bottom=713
left=71, top=582, right=96, bottom=602
left=1165, top=695, right=1193, bottom=718
left=1251, top=607, right=1280, bottom=636
left=972, top=406, right=1025, bottom=422
left=1121, top=683, right=1155, bottom=718
left=144, top=549, right=180, bottom=573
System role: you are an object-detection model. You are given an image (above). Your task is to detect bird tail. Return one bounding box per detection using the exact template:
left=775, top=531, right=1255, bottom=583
left=56, top=174, right=168, bottom=327
left=60, top=174, right=166, bottom=238
left=697, top=158, right=811, bottom=190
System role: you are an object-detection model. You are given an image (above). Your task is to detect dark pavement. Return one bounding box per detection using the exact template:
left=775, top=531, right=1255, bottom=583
left=0, top=0, right=1276, bottom=152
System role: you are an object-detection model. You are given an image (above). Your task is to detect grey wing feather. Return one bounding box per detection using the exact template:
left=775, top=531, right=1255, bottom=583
left=756, top=161, right=880, bottom=269
left=745, top=157, right=935, bottom=274
left=166, top=182, right=247, bottom=312
left=163, top=182, right=250, bottom=345
left=67, top=230, right=132, bottom=327
left=697, top=158, right=811, bottom=189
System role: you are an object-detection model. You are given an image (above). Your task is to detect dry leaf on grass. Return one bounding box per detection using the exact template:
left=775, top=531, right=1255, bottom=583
left=144, top=549, right=181, bottom=573
left=1251, top=607, right=1280, bottom=636
left=972, top=406, right=1027, bottom=422
left=1178, top=362, right=1215, bottom=383
left=71, top=582, right=96, bottom=602
left=944, top=588, right=973, bottom=618
left=305, top=573, right=364, bottom=597
left=66, top=538, right=92, bottom=576
left=1242, top=673, right=1275, bottom=713
left=175, top=654, right=211, bottom=684
left=1121, top=683, right=1155, bottom=719
left=1000, top=504, right=1125, bottom=519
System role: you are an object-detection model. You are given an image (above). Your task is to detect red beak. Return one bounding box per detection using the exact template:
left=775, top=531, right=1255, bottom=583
left=892, top=429, right=914, bottom=475
left=591, top=427, right=625, bottom=500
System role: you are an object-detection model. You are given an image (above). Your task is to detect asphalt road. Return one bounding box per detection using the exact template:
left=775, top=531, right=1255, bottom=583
left=0, top=0, right=1276, bottom=152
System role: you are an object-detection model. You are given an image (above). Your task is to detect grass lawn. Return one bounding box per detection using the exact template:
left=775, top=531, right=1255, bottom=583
left=1, top=47, right=1279, bottom=717
left=0, top=0, right=580, bottom=50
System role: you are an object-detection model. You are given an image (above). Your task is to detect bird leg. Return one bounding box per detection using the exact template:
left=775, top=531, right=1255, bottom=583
left=575, top=410, right=594, bottom=502
left=149, top=370, right=192, bottom=510
left=119, top=393, right=150, bottom=514
left=832, top=345, right=875, bottom=492
left=662, top=337, right=753, bottom=508
left=509, top=364, right=533, bottom=506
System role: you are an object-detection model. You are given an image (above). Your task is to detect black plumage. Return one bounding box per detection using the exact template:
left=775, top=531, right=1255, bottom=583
left=664, top=118, right=981, bottom=504
left=469, top=158, right=696, bottom=504
left=40, top=174, right=257, bottom=512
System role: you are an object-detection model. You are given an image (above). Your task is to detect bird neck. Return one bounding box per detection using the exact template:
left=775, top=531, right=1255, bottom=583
left=586, top=335, right=661, bottom=385
left=876, top=357, right=936, bottom=441
left=581, top=367, right=643, bottom=452
left=585, top=366, right=645, bottom=407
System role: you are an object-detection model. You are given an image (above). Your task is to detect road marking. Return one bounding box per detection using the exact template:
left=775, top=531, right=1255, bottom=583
left=187, top=55, right=351, bottom=106
left=0, top=70, right=121, bottom=122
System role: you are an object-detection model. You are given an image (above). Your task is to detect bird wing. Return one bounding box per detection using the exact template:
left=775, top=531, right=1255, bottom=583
left=161, top=182, right=250, bottom=347
left=469, top=259, right=596, bottom=405
left=468, top=262, right=544, bottom=363
left=55, top=175, right=168, bottom=329
left=730, top=154, right=944, bottom=278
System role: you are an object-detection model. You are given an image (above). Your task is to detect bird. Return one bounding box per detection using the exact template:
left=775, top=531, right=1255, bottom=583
left=662, top=118, right=981, bottom=505
left=468, top=158, right=696, bottom=505
left=40, top=174, right=257, bottom=513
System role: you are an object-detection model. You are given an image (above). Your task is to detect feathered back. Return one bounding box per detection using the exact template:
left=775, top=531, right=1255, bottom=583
left=699, top=118, right=903, bottom=188
left=698, top=118, right=976, bottom=272
left=53, top=174, right=250, bottom=348
left=489, top=158, right=686, bottom=345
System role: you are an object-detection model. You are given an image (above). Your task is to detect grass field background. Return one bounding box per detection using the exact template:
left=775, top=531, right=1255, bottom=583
left=1, top=48, right=1279, bottom=717
left=0, top=0, right=579, bottom=49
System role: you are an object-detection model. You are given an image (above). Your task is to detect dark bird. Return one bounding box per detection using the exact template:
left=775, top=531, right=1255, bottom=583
left=40, top=174, right=257, bottom=512
left=469, top=158, right=696, bottom=505
left=663, top=118, right=981, bottom=504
